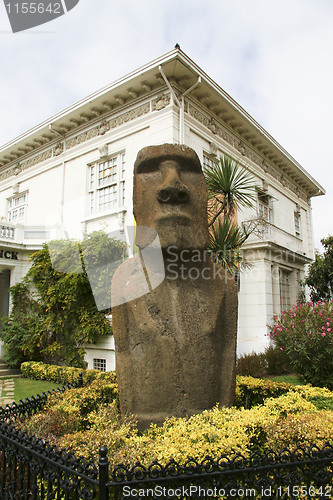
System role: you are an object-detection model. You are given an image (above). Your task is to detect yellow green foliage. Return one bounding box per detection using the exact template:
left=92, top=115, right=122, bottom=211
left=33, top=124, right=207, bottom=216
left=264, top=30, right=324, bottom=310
left=59, top=402, right=138, bottom=466
left=18, top=378, right=119, bottom=439
left=20, top=361, right=116, bottom=385
left=235, top=375, right=333, bottom=410
left=16, top=379, right=333, bottom=468
left=265, top=411, right=333, bottom=452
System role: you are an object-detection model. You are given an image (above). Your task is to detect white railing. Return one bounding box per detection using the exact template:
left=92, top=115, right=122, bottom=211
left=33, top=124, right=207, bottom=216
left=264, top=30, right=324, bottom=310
left=0, top=224, right=15, bottom=240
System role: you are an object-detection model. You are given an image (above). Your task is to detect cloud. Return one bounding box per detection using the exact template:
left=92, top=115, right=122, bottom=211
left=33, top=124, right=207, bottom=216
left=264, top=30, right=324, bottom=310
left=0, top=0, right=332, bottom=248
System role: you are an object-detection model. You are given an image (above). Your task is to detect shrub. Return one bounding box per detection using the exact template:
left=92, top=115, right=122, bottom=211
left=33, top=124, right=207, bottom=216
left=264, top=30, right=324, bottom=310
left=235, top=376, right=293, bottom=408
left=18, top=378, right=119, bottom=439
left=20, top=361, right=116, bottom=385
left=268, top=301, right=333, bottom=389
left=17, top=379, right=333, bottom=467
left=235, top=375, right=333, bottom=411
left=15, top=372, right=333, bottom=469
left=236, top=345, right=291, bottom=378
left=236, top=351, right=267, bottom=378
left=264, top=411, right=333, bottom=452
left=264, top=344, right=291, bottom=375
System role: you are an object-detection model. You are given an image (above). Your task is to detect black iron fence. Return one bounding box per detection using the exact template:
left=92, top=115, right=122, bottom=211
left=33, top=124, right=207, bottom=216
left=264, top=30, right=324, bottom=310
left=0, top=378, right=332, bottom=499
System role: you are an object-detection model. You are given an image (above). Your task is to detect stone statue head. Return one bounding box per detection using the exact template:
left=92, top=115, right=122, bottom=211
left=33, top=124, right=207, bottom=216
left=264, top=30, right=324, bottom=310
left=133, top=144, right=210, bottom=250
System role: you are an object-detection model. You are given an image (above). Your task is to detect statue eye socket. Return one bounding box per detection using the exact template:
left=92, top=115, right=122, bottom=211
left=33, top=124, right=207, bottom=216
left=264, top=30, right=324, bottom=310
left=136, top=160, right=159, bottom=174
left=136, top=158, right=201, bottom=174
left=180, top=160, right=201, bottom=173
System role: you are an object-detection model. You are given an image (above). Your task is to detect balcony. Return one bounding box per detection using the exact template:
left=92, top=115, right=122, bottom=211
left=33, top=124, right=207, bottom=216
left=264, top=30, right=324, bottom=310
left=0, top=223, right=24, bottom=244
left=0, top=224, right=14, bottom=240
left=244, top=221, right=306, bottom=256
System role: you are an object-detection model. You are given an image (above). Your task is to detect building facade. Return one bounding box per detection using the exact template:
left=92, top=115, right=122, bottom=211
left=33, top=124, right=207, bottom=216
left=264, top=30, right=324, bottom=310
left=0, top=48, right=325, bottom=368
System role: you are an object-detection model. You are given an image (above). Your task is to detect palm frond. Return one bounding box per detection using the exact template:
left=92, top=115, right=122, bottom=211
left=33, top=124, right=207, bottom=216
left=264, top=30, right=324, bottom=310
left=204, top=155, right=257, bottom=213
left=209, top=218, right=250, bottom=272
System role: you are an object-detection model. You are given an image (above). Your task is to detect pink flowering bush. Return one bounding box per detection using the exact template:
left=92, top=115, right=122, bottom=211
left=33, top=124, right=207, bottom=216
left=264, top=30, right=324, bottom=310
left=268, top=301, right=333, bottom=389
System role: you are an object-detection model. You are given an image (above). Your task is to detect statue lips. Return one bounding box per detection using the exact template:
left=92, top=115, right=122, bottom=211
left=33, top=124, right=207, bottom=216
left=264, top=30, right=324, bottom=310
left=156, top=214, right=191, bottom=226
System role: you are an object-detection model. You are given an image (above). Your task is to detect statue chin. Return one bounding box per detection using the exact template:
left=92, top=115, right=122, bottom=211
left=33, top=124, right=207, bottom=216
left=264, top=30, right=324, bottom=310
left=135, top=218, right=210, bottom=252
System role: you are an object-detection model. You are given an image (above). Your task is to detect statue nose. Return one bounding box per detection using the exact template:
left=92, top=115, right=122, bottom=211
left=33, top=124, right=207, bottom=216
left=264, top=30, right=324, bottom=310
left=157, top=182, right=190, bottom=204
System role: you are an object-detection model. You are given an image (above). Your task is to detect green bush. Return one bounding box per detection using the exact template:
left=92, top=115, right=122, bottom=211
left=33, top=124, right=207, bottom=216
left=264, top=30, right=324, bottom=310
left=235, top=376, right=292, bottom=408
left=236, top=351, right=267, bottom=378
left=18, top=378, right=119, bottom=441
left=268, top=301, right=333, bottom=389
left=264, top=344, right=292, bottom=375
left=235, top=375, right=333, bottom=410
left=16, top=377, right=333, bottom=467
left=0, top=231, right=125, bottom=368
left=20, top=361, right=116, bottom=385
left=236, top=345, right=291, bottom=378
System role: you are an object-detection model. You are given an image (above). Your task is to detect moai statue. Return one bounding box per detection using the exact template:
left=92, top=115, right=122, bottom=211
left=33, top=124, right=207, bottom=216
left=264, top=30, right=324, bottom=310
left=111, top=144, right=237, bottom=430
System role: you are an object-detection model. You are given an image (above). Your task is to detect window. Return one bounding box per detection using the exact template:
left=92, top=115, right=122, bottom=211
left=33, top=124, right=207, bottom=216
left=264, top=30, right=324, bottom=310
left=203, top=153, right=217, bottom=170
left=7, top=192, right=28, bottom=222
left=88, top=152, right=125, bottom=214
left=294, top=211, right=301, bottom=237
left=279, top=269, right=291, bottom=312
left=257, top=191, right=272, bottom=223
left=93, top=358, right=106, bottom=372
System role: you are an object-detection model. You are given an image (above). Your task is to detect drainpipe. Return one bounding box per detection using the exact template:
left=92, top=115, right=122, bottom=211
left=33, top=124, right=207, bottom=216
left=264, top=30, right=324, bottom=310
left=158, top=65, right=201, bottom=145
left=49, top=124, right=66, bottom=238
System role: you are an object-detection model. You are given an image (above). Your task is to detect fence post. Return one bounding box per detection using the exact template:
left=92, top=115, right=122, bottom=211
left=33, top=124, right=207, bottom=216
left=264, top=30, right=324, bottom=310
left=99, top=446, right=109, bottom=500
left=78, top=372, right=83, bottom=388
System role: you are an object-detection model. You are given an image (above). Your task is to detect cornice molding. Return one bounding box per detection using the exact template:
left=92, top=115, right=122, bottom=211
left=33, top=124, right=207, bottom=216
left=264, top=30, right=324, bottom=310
left=187, top=102, right=308, bottom=202
left=0, top=150, right=53, bottom=181
left=66, top=101, right=151, bottom=150
left=0, top=96, right=167, bottom=182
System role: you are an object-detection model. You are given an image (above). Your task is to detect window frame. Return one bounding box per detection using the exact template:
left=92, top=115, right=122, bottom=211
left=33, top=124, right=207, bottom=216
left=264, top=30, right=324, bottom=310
left=88, top=151, right=126, bottom=215
left=257, top=191, right=272, bottom=223
left=7, top=191, right=28, bottom=223
left=93, top=358, right=107, bottom=372
left=279, top=268, right=291, bottom=312
left=294, top=210, right=301, bottom=238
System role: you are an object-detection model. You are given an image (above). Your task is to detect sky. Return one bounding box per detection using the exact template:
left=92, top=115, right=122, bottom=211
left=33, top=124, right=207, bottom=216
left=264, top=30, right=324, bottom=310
left=0, top=0, right=331, bottom=251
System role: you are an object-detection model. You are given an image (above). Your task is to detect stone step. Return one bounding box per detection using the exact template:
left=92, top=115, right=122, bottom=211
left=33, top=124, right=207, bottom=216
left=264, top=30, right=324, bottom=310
left=0, top=369, right=21, bottom=378
left=0, top=361, right=21, bottom=378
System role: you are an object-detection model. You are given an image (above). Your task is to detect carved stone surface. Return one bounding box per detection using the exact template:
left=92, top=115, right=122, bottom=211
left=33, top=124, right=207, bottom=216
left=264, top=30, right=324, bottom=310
left=111, top=144, right=238, bottom=430
left=53, top=142, right=64, bottom=157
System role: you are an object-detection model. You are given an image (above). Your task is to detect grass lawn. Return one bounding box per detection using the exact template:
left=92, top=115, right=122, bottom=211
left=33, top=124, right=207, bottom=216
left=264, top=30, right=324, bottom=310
left=265, top=374, right=305, bottom=385
left=13, top=378, right=60, bottom=403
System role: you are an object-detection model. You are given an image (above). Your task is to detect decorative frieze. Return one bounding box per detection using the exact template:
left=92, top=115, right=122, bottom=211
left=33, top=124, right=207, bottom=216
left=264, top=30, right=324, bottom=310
left=66, top=127, right=99, bottom=149
left=188, top=103, right=307, bottom=201
left=66, top=102, right=150, bottom=150
left=0, top=101, right=153, bottom=182
left=152, top=93, right=170, bottom=111
left=0, top=149, right=53, bottom=181
left=53, top=142, right=64, bottom=156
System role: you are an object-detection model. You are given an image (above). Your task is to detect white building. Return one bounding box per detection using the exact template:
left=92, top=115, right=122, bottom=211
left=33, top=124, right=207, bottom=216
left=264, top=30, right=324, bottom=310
left=0, top=47, right=325, bottom=369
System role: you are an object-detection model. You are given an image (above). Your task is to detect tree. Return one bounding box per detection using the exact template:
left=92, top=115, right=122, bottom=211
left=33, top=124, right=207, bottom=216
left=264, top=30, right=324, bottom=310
left=305, top=235, right=333, bottom=302
left=203, top=155, right=259, bottom=272
left=0, top=231, right=126, bottom=368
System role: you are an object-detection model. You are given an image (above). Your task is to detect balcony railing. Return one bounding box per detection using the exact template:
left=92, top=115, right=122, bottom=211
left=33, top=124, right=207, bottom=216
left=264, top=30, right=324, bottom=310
left=0, top=224, right=14, bottom=240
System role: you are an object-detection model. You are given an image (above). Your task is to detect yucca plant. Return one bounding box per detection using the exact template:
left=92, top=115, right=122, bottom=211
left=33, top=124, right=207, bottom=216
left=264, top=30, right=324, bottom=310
left=209, top=218, right=250, bottom=272
left=203, top=155, right=258, bottom=273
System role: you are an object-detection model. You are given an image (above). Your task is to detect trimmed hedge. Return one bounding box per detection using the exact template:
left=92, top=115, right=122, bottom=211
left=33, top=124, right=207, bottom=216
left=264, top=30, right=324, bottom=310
left=17, top=379, right=333, bottom=467
left=20, top=362, right=333, bottom=411
left=20, top=361, right=116, bottom=385
left=235, top=375, right=333, bottom=411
